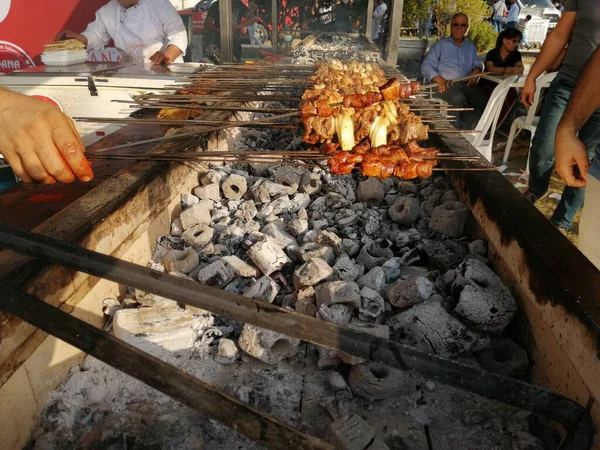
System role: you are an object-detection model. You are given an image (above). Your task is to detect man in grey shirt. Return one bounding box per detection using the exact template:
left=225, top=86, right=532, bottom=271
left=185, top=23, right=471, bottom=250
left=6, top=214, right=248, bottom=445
left=521, top=0, right=600, bottom=232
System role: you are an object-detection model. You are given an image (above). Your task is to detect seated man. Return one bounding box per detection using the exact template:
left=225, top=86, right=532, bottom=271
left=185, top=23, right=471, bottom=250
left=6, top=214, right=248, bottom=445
left=421, top=12, right=487, bottom=129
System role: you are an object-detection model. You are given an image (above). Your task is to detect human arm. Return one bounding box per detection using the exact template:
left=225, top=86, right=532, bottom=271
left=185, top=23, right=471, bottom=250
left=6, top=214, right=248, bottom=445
left=0, top=88, right=93, bottom=184
left=555, top=47, right=600, bottom=187
left=467, top=46, right=483, bottom=87
left=522, top=11, right=577, bottom=106
left=150, top=0, right=188, bottom=65
left=69, top=9, right=113, bottom=50
left=56, top=30, right=89, bottom=47
left=204, top=4, right=219, bottom=32
left=373, top=5, right=385, bottom=20
left=235, top=7, right=257, bottom=31
left=421, top=42, right=448, bottom=91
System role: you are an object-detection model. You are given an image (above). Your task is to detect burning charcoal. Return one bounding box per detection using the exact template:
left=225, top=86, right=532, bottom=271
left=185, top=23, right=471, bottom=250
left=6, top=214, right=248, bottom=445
left=270, top=196, right=295, bottom=215
left=102, top=298, right=121, bottom=317
left=243, top=276, right=280, bottom=303
left=381, top=258, right=402, bottom=283
left=162, top=248, right=200, bottom=274
left=511, top=431, right=545, bottom=450
left=359, top=287, right=385, bottom=320
left=182, top=224, right=215, bottom=249
left=218, top=225, right=246, bottom=251
left=310, top=219, right=329, bottom=231
left=420, top=239, right=468, bottom=271
left=337, top=209, right=360, bottom=227
left=197, top=260, right=234, bottom=288
left=348, top=363, right=405, bottom=401
left=429, top=201, right=470, bottom=238
left=256, top=203, right=274, bottom=221
left=356, top=240, right=393, bottom=271
left=339, top=322, right=390, bottom=365
left=317, top=303, right=353, bottom=325
left=299, top=243, right=336, bottom=265
left=326, top=178, right=357, bottom=203
left=180, top=193, right=200, bottom=210
left=291, top=192, right=311, bottom=212
left=333, top=253, right=364, bottom=281
left=221, top=255, right=260, bottom=278
left=382, top=178, right=395, bottom=193
left=468, top=239, right=488, bottom=256
left=300, top=172, right=322, bottom=195
left=357, top=267, right=386, bottom=296
left=224, top=277, right=254, bottom=295
left=295, top=287, right=318, bottom=316
left=342, top=239, right=361, bottom=258
left=460, top=408, right=491, bottom=426
left=134, top=289, right=177, bottom=309
left=113, top=307, right=201, bottom=354
left=288, top=218, right=309, bottom=237
left=399, top=181, right=418, bottom=196
left=247, top=236, right=291, bottom=275
left=250, top=181, right=271, bottom=204
left=261, top=222, right=297, bottom=249
left=271, top=166, right=303, bottom=193
left=200, top=169, right=223, bottom=186
left=398, top=266, right=429, bottom=281
left=170, top=218, right=183, bottom=237
left=356, top=178, right=385, bottom=206
left=476, top=338, right=529, bottom=377
left=441, top=190, right=459, bottom=204
left=315, top=230, right=343, bottom=254
left=387, top=297, right=488, bottom=357
left=389, top=196, right=421, bottom=225
left=221, top=174, right=247, bottom=200
left=315, top=281, right=361, bottom=309
left=238, top=324, right=300, bottom=365
left=293, top=258, right=334, bottom=289
left=326, top=414, right=389, bottom=450
left=233, top=200, right=258, bottom=221
left=262, top=179, right=296, bottom=196
left=452, top=259, right=517, bottom=335
left=194, top=183, right=221, bottom=202
left=318, top=346, right=342, bottom=370
left=389, top=228, right=422, bottom=247
left=387, top=276, right=433, bottom=308
left=179, top=202, right=212, bottom=230
left=214, top=338, right=239, bottom=365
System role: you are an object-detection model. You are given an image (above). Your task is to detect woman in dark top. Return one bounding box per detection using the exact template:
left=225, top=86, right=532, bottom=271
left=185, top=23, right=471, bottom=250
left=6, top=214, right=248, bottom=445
left=485, top=28, right=525, bottom=75
left=480, top=28, right=525, bottom=125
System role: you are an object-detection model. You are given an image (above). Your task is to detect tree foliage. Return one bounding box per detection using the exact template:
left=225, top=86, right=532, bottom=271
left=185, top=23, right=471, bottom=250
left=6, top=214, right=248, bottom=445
left=434, top=0, right=496, bottom=52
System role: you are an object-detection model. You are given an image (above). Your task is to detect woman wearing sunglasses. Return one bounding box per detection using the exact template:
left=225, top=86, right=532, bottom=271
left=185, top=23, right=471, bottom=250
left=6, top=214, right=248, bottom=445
left=484, top=28, right=525, bottom=77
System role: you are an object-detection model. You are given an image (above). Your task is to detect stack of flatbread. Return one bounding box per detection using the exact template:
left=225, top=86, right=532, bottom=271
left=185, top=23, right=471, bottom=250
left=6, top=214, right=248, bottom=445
left=44, top=40, right=86, bottom=53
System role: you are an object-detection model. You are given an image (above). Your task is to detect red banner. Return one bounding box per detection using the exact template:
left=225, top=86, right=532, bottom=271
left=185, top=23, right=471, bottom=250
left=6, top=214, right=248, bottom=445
left=0, top=0, right=107, bottom=72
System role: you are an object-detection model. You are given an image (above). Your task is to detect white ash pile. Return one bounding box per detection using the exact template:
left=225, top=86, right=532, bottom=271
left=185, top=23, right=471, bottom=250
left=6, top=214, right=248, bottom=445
left=149, top=163, right=520, bottom=364
left=30, top=164, right=549, bottom=450
left=293, top=35, right=380, bottom=65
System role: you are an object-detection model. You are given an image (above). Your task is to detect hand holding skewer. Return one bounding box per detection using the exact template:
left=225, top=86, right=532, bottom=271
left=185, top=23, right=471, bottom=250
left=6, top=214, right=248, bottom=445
left=0, top=88, right=93, bottom=184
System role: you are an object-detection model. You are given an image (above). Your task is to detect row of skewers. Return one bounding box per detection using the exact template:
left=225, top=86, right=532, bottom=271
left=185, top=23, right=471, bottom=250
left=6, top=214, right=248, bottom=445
left=80, top=60, right=486, bottom=179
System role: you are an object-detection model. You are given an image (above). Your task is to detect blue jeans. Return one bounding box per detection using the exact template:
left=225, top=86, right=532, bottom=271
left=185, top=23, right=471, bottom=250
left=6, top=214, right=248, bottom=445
left=505, top=21, right=518, bottom=29
left=529, top=73, right=600, bottom=228
left=493, top=17, right=504, bottom=33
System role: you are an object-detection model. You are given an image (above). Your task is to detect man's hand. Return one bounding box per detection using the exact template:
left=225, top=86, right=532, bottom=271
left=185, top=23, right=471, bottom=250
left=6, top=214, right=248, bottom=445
left=466, top=77, right=478, bottom=88
left=521, top=77, right=536, bottom=107
left=433, top=76, right=449, bottom=94
left=0, top=89, right=93, bottom=184
left=150, top=45, right=182, bottom=65
left=56, top=30, right=88, bottom=46
left=555, top=126, right=590, bottom=187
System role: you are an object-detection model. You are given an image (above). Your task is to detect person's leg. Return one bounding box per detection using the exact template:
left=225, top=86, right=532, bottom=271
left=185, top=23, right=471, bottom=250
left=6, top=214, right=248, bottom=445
left=438, top=85, right=468, bottom=127
left=550, top=108, right=600, bottom=228
left=464, top=85, right=490, bottom=129
left=522, top=33, right=531, bottom=49
left=527, top=75, right=574, bottom=199
left=578, top=175, right=600, bottom=270
left=494, top=18, right=502, bottom=33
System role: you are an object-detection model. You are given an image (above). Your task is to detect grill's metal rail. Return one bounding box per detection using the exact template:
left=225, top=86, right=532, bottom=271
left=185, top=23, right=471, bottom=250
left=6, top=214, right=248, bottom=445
left=0, top=223, right=592, bottom=450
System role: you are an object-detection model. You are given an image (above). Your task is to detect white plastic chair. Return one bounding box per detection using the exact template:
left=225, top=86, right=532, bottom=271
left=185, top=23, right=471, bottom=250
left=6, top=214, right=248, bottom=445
left=462, top=75, right=519, bottom=162
left=502, top=72, right=557, bottom=165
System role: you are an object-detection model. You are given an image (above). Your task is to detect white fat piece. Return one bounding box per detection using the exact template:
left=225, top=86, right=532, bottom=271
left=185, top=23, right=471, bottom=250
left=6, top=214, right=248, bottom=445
left=336, top=115, right=356, bottom=151
left=370, top=116, right=390, bottom=148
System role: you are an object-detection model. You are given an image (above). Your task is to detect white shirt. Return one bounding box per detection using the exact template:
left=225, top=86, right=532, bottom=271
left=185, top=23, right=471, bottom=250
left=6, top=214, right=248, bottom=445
left=492, top=0, right=507, bottom=18
left=371, top=3, right=387, bottom=40
left=81, top=0, right=188, bottom=63
left=507, top=3, right=520, bottom=22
